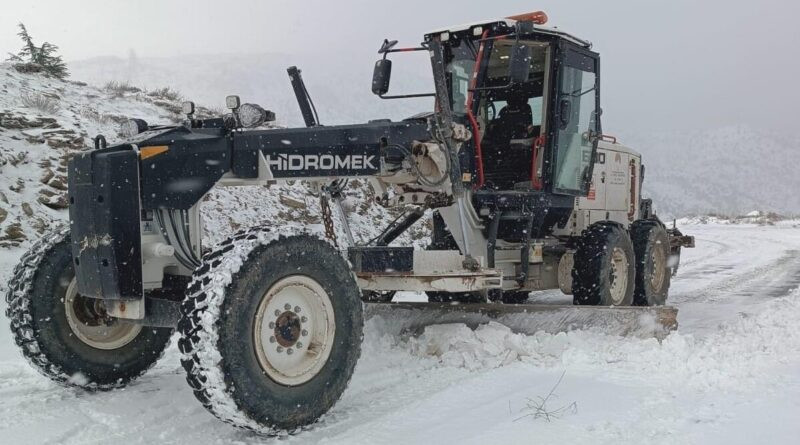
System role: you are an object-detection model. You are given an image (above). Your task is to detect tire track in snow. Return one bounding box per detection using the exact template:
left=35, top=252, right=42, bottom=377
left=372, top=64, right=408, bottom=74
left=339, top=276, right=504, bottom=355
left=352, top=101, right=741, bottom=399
left=670, top=224, right=800, bottom=303
left=672, top=249, right=800, bottom=304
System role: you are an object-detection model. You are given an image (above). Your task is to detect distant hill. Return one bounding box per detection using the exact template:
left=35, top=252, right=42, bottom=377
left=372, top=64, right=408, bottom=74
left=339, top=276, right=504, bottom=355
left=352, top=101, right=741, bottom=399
left=620, top=126, right=800, bottom=218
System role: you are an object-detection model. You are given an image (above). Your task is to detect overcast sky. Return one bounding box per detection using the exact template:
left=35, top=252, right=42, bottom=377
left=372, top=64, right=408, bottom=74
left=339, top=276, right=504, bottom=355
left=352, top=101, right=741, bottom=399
left=2, top=0, right=798, bottom=133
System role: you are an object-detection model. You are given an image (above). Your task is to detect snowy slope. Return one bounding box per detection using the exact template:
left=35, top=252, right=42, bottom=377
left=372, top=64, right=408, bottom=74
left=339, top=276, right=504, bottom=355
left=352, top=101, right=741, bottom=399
left=68, top=53, right=434, bottom=128
left=0, top=63, right=180, bottom=248
left=1, top=221, right=800, bottom=444
left=0, top=64, right=426, bottom=255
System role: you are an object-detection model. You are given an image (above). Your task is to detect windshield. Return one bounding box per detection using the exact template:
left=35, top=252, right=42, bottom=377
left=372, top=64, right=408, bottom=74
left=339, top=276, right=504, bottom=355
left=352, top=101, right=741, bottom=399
left=445, top=38, right=477, bottom=116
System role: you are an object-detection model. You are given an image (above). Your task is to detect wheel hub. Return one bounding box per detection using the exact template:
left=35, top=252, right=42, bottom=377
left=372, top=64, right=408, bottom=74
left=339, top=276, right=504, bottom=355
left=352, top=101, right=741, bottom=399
left=650, top=241, right=667, bottom=290
left=64, top=278, right=141, bottom=350
left=274, top=311, right=302, bottom=347
left=253, top=275, right=335, bottom=386
left=608, top=247, right=629, bottom=305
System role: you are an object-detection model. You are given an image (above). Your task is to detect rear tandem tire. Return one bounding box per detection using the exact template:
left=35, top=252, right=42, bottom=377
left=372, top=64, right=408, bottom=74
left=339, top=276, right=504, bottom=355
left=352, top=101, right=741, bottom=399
left=5, top=225, right=173, bottom=390
left=178, top=228, right=363, bottom=434
left=572, top=222, right=636, bottom=306
left=631, top=221, right=671, bottom=306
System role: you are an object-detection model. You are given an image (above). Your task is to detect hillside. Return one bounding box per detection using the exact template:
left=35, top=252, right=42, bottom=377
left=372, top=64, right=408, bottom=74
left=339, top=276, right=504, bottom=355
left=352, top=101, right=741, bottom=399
left=0, top=65, right=179, bottom=247
left=0, top=64, right=425, bottom=252
left=69, top=53, right=434, bottom=128
left=623, top=126, right=800, bottom=218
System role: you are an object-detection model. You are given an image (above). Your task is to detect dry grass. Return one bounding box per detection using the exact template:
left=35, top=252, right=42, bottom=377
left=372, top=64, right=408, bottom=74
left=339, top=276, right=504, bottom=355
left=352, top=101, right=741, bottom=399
left=78, top=106, right=115, bottom=125
left=146, top=86, right=182, bottom=102
left=104, top=80, right=142, bottom=96
left=20, top=92, right=60, bottom=114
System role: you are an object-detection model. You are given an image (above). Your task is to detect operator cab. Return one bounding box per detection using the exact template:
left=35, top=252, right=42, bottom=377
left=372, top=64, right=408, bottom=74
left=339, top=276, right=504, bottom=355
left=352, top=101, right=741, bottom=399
left=432, top=16, right=602, bottom=199
left=372, top=12, right=603, bottom=239
left=438, top=15, right=602, bottom=240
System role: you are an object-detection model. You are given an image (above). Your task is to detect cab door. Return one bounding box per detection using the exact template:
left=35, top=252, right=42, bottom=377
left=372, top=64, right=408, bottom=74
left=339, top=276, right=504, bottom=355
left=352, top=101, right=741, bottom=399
left=549, top=43, right=600, bottom=196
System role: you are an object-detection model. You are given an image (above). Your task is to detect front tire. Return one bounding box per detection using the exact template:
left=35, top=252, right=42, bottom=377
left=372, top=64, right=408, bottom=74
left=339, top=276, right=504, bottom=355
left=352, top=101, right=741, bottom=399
left=178, top=228, right=363, bottom=434
left=4, top=225, right=173, bottom=389
left=631, top=221, right=671, bottom=306
left=572, top=222, right=636, bottom=306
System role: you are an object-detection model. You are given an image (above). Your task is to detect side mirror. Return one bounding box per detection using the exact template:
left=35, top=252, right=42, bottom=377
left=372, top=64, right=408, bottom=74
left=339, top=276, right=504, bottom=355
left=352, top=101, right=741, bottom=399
left=372, top=59, right=392, bottom=96
left=378, top=39, right=399, bottom=54
left=507, top=43, right=531, bottom=85
left=558, top=98, right=572, bottom=129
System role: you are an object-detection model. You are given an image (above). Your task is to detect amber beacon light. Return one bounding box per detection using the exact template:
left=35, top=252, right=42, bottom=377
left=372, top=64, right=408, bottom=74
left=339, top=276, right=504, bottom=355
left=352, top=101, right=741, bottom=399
left=506, top=10, right=548, bottom=24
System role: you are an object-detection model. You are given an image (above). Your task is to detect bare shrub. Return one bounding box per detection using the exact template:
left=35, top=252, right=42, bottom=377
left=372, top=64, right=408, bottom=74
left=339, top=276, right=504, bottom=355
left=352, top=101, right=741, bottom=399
left=104, top=80, right=141, bottom=96
left=78, top=106, right=114, bottom=125
left=146, top=86, right=182, bottom=102
left=20, top=92, right=60, bottom=114
left=513, top=371, right=577, bottom=423
left=8, top=151, right=29, bottom=166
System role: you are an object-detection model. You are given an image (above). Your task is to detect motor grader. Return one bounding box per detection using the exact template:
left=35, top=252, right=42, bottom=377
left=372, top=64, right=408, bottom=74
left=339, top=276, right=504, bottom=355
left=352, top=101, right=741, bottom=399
left=5, top=11, right=692, bottom=434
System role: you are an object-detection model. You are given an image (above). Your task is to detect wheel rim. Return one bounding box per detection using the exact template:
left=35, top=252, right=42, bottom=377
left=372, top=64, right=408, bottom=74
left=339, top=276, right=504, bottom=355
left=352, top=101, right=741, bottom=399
left=253, top=275, right=336, bottom=386
left=64, top=278, right=142, bottom=350
left=608, top=247, right=629, bottom=305
left=650, top=240, right=667, bottom=291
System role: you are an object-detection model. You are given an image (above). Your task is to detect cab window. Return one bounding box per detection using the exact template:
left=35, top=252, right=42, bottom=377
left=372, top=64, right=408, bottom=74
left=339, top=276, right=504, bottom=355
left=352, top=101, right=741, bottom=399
left=476, top=40, right=549, bottom=189
left=553, top=65, right=598, bottom=193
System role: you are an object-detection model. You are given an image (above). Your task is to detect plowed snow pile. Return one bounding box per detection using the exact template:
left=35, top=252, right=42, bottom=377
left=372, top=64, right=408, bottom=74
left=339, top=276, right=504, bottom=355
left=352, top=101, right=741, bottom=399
left=407, top=290, right=800, bottom=392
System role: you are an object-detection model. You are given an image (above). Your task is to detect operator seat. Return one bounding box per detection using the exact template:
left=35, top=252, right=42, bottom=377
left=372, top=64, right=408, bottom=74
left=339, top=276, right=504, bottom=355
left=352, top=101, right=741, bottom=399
left=485, top=95, right=533, bottom=142
left=482, top=95, right=535, bottom=189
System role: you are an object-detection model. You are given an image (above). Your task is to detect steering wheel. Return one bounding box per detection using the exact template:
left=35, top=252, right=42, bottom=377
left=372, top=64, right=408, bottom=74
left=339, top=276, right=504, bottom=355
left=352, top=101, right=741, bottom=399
left=487, top=101, right=497, bottom=121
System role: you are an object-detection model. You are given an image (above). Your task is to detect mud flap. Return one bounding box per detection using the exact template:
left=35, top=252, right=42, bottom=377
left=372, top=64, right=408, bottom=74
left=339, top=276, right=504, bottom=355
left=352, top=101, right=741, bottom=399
left=67, top=146, right=142, bottom=300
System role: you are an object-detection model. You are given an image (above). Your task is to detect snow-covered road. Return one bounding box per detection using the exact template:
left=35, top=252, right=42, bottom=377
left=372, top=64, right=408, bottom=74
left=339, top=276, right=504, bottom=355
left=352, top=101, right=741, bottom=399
left=2, top=221, right=800, bottom=444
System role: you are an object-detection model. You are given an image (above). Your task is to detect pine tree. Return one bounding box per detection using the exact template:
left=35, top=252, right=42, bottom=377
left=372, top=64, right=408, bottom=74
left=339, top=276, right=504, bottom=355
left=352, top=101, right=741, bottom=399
left=37, top=42, right=68, bottom=79
left=6, top=23, right=69, bottom=79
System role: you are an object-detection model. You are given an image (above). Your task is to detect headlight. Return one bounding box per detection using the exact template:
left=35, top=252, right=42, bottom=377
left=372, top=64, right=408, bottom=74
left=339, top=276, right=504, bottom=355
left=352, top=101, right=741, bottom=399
left=181, top=101, right=195, bottom=115
left=225, top=95, right=241, bottom=110
left=121, top=118, right=148, bottom=138
left=237, top=103, right=270, bottom=128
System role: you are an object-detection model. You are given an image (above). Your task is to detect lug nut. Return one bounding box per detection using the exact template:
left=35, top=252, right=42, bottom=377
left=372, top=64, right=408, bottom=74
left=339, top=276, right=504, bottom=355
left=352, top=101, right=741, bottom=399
left=296, top=342, right=303, bottom=349
left=284, top=303, right=292, bottom=311
left=276, top=346, right=284, bottom=353
left=274, top=309, right=281, bottom=316
left=287, top=348, right=294, bottom=355
left=269, top=336, right=276, bottom=343
left=301, top=316, right=308, bottom=323
left=301, top=329, right=308, bottom=337
left=294, top=306, right=301, bottom=313
left=269, top=321, right=275, bottom=329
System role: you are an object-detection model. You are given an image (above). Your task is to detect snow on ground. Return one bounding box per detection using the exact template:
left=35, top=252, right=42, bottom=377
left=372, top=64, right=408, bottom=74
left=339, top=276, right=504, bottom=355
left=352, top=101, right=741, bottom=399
left=2, top=221, right=800, bottom=444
